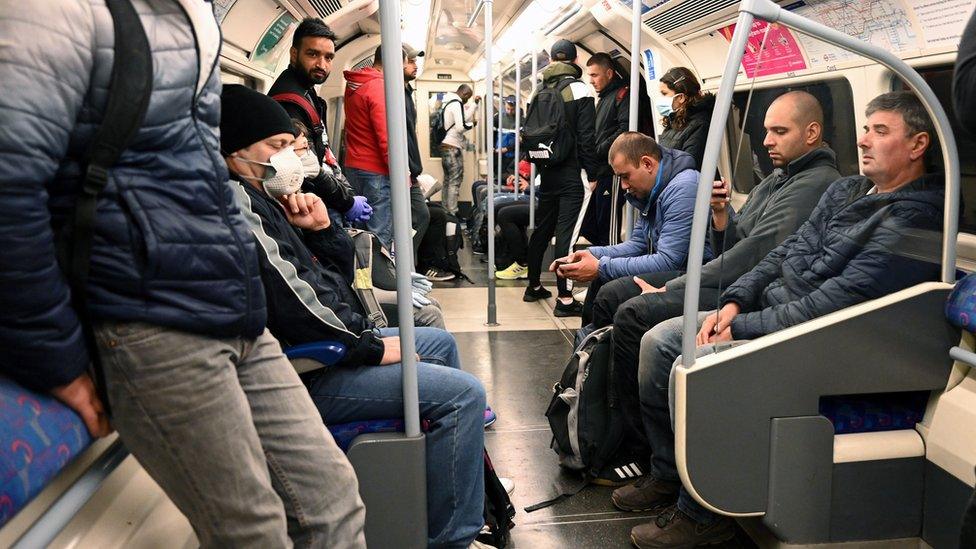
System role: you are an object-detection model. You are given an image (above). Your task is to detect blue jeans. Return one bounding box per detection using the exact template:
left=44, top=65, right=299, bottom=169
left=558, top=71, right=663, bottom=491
left=304, top=327, right=486, bottom=548
left=637, top=312, right=718, bottom=525
left=346, top=167, right=393, bottom=250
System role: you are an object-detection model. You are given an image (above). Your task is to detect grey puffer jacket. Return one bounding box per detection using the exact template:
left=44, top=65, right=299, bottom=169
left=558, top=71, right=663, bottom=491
left=0, top=0, right=266, bottom=390
left=722, top=173, right=944, bottom=339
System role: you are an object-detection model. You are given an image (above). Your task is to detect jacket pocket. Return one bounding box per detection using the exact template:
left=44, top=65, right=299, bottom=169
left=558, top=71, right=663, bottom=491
left=117, top=184, right=159, bottom=279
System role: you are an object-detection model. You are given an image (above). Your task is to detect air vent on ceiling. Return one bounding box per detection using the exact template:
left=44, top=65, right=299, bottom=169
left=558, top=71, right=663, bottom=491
left=642, top=0, right=739, bottom=37
left=351, top=56, right=374, bottom=70
left=309, top=0, right=344, bottom=18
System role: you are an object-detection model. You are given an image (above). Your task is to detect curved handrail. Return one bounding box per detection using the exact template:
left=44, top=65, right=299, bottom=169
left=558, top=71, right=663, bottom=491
left=680, top=0, right=961, bottom=366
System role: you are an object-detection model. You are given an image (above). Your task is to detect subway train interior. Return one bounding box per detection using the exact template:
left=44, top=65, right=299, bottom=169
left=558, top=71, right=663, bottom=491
left=3, top=0, right=976, bottom=547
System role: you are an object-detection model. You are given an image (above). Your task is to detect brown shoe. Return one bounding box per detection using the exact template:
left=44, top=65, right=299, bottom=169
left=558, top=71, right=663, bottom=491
left=611, top=476, right=680, bottom=512
left=630, top=505, right=735, bottom=548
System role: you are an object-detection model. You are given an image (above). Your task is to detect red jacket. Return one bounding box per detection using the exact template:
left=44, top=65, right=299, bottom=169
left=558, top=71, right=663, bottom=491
left=343, top=67, right=389, bottom=175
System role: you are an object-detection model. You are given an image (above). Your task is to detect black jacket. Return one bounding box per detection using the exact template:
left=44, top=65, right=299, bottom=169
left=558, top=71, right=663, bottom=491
left=594, top=77, right=631, bottom=179
left=658, top=93, right=715, bottom=171
left=270, top=65, right=355, bottom=212
left=406, top=84, right=423, bottom=179
left=540, top=61, right=602, bottom=180
left=722, top=173, right=944, bottom=339
left=667, top=147, right=841, bottom=292
left=232, top=177, right=386, bottom=367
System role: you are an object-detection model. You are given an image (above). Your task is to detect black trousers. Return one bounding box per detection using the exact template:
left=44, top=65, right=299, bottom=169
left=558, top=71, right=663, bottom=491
left=410, top=184, right=430, bottom=262
left=417, top=201, right=447, bottom=270
left=496, top=201, right=530, bottom=265
left=527, top=164, right=584, bottom=297
left=602, top=272, right=721, bottom=449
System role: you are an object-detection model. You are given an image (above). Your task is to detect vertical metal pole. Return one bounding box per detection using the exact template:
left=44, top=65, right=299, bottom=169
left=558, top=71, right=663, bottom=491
left=497, top=80, right=504, bottom=190
left=529, top=49, right=538, bottom=229
left=680, top=10, right=752, bottom=366
left=514, top=56, right=521, bottom=199
left=622, top=0, right=642, bottom=239
left=378, top=1, right=421, bottom=437
left=485, top=0, right=498, bottom=326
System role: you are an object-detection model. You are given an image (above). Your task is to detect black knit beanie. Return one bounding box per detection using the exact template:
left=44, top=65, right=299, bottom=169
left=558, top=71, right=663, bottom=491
left=220, top=84, right=298, bottom=155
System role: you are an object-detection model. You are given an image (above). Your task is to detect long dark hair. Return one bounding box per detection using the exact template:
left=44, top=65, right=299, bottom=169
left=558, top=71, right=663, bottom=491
left=660, top=67, right=707, bottom=132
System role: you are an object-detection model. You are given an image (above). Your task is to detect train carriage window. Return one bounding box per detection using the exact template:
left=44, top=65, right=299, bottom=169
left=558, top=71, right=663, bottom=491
left=896, top=66, right=976, bottom=233
left=727, top=79, right=858, bottom=193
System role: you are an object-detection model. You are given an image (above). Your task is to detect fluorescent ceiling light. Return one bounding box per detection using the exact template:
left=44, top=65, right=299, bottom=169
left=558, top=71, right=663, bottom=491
left=492, top=0, right=576, bottom=58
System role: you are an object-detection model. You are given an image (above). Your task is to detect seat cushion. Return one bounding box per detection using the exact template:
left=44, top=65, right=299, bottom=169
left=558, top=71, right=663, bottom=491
left=328, top=419, right=406, bottom=452
left=0, top=377, right=92, bottom=527
left=819, top=391, right=929, bottom=435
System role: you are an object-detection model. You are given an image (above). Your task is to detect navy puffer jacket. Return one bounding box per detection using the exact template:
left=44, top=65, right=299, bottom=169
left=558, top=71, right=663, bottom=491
left=722, top=174, right=944, bottom=339
left=0, top=0, right=265, bottom=390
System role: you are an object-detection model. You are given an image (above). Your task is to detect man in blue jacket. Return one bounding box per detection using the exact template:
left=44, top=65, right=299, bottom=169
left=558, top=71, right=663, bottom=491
left=625, top=91, right=944, bottom=549
left=0, top=2, right=364, bottom=546
left=556, top=132, right=711, bottom=325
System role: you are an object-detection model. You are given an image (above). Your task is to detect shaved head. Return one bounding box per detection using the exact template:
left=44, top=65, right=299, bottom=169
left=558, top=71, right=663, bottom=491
left=762, top=90, right=825, bottom=167
left=773, top=90, right=824, bottom=129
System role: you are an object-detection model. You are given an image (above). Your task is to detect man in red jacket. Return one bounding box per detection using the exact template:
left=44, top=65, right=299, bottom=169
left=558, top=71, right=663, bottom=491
left=343, top=46, right=401, bottom=250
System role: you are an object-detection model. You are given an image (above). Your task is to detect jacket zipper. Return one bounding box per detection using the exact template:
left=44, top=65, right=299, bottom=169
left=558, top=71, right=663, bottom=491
left=175, top=0, right=254, bottom=327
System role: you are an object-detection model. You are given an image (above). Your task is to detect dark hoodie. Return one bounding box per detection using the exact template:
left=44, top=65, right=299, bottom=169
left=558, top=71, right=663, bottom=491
left=594, top=76, right=630, bottom=180
left=723, top=173, right=945, bottom=339
left=659, top=93, right=716, bottom=171
left=539, top=61, right=602, bottom=181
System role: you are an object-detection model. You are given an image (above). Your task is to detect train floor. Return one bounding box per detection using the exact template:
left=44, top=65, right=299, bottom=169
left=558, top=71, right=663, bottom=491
left=428, top=234, right=758, bottom=548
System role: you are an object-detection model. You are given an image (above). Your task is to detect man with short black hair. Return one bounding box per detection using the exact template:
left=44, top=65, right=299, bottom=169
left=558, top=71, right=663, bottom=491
left=582, top=52, right=631, bottom=246
left=269, top=18, right=371, bottom=225
left=626, top=91, right=944, bottom=548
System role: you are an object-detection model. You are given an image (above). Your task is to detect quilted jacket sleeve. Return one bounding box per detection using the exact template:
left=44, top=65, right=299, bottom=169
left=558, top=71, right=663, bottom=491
left=729, top=202, right=942, bottom=339
left=0, top=1, right=95, bottom=391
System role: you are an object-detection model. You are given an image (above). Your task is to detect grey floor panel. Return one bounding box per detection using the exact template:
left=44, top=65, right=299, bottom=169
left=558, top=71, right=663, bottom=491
left=455, top=330, right=755, bottom=548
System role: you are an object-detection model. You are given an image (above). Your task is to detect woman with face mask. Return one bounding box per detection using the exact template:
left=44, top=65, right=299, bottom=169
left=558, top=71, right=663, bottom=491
left=656, top=67, right=715, bottom=170
left=291, top=119, right=373, bottom=225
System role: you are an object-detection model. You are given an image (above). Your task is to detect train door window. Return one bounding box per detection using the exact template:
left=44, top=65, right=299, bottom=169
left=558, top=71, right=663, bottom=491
left=896, top=66, right=976, bottom=233
left=727, top=79, right=857, bottom=194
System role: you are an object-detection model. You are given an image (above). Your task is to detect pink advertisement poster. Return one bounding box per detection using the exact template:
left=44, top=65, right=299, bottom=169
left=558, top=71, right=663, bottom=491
left=719, top=20, right=807, bottom=78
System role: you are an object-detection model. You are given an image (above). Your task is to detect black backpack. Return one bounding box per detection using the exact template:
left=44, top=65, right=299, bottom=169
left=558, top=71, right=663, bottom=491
left=431, top=98, right=462, bottom=147
left=345, top=229, right=390, bottom=328
left=526, top=326, right=629, bottom=512
left=521, top=77, right=576, bottom=167
left=480, top=450, right=516, bottom=547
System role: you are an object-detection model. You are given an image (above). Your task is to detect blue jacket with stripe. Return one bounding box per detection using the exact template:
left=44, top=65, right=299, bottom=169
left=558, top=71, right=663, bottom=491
left=233, top=180, right=386, bottom=367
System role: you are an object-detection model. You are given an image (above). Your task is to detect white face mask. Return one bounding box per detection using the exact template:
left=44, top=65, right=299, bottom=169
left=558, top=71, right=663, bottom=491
left=237, top=146, right=305, bottom=198
left=655, top=95, right=675, bottom=117
left=299, top=150, right=322, bottom=178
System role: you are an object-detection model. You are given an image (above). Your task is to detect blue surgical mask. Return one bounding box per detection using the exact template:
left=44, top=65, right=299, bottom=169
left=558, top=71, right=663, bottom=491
left=655, top=96, right=674, bottom=117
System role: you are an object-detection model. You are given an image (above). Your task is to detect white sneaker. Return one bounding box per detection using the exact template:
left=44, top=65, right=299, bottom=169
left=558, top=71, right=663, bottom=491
left=499, top=476, right=515, bottom=496
left=469, top=539, right=498, bottom=549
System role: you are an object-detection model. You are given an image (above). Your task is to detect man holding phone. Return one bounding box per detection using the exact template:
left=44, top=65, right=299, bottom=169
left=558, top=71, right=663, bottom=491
left=553, top=131, right=706, bottom=326
left=599, top=90, right=839, bottom=494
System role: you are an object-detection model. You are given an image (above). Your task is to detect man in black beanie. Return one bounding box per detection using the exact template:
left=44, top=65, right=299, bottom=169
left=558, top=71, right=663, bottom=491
left=221, top=85, right=493, bottom=548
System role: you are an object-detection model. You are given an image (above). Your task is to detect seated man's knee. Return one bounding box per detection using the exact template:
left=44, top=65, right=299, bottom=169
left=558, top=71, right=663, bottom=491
left=638, top=321, right=682, bottom=394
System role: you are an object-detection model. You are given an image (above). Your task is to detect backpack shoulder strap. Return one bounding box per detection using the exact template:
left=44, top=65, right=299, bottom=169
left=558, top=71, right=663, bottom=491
left=69, top=0, right=152, bottom=290
left=272, top=92, right=322, bottom=127
left=615, top=85, right=629, bottom=104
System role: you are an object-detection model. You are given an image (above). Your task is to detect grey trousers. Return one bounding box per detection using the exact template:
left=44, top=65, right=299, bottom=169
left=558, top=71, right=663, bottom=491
left=374, top=288, right=446, bottom=329
left=94, top=322, right=366, bottom=548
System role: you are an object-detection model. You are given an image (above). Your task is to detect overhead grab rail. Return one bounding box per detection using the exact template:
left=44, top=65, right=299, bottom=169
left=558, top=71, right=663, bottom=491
left=679, top=0, right=961, bottom=366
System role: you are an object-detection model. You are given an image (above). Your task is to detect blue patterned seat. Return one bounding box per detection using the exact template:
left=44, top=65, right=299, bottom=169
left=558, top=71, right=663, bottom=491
left=0, top=377, right=92, bottom=528
left=819, top=391, right=929, bottom=435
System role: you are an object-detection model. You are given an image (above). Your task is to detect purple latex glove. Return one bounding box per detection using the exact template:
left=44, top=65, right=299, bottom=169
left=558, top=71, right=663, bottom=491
left=345, top=195, right=373, bottom=223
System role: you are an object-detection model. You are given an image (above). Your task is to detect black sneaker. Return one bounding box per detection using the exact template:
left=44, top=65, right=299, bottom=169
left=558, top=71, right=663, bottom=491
left=425, top=268, right=456, bottom=282
left=523, top=285, right=552, bottom=302
left=553, top=300, right=583, bottom=317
